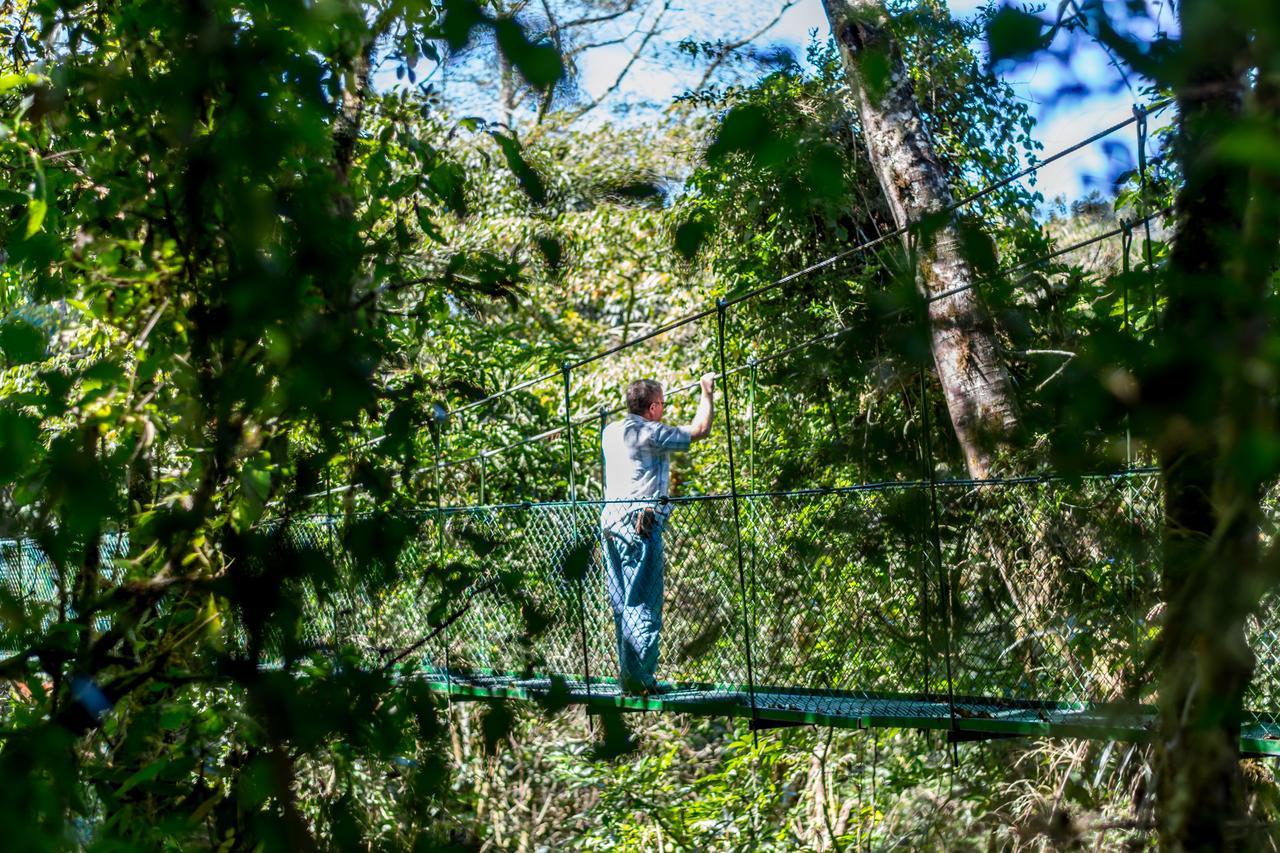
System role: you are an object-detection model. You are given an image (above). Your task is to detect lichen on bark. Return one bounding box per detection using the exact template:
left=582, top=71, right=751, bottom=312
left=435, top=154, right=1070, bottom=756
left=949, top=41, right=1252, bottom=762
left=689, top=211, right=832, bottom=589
left=821, top=0, right=1019, bottom=478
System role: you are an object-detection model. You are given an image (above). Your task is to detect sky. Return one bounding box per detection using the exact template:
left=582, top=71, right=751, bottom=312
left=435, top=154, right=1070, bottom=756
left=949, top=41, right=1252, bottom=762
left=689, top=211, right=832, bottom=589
left=566, top=0, right=1174, bottom=204
left=398, top=1, right=1177, bottom=205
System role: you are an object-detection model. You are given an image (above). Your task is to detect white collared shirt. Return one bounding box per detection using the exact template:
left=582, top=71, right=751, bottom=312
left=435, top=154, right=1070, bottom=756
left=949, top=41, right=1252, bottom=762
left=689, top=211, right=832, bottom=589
left=600, top=414, right=692, bottom=528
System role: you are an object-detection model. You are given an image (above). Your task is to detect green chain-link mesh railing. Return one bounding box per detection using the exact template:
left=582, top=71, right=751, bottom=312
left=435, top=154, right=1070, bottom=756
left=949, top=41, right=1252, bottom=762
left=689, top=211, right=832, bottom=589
left=6, top=472, right=1280, bottom=750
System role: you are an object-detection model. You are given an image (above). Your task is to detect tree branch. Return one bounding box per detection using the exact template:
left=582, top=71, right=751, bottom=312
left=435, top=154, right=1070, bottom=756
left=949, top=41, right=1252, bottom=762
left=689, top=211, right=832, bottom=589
left=554, top=0, right=643, bottom=32
left=690, top=0, right=799, bottom=93
left=564, top=0, right=674, bottom=123
left=332, top=3, right=402, bottom=184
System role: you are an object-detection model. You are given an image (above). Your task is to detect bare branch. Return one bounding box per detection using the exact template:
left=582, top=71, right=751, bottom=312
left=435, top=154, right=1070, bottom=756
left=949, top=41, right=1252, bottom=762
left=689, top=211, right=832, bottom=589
left=564, top=33, right=633, bottom=56
left=563, top=0, right=674, bottom=123
left=333, top=2, right=402, bottom=183
left=690, top=0, right=799, bottom=93
left=555, top=0, right=643, bottom=31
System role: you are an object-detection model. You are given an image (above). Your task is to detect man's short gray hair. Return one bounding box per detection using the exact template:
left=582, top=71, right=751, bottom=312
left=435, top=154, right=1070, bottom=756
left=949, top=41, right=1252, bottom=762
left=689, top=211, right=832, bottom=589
left=626, top=380, right=663, bottom=415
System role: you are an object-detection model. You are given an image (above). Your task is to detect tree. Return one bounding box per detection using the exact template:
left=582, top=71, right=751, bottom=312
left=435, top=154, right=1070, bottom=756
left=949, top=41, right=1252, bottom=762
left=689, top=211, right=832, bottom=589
left=982, top=0, right=1280, bottom=844
left=1152, top=0, right=1277, bottom=845
left=820, top=0, right=1019, bottom=478
left=0, top=1, right=562, bottom=846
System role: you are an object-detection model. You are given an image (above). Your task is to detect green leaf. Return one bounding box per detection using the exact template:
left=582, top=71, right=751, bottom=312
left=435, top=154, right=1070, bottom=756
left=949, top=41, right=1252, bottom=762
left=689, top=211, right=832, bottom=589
left=160, top=705, right=194, bottom=730
left=987, top=6, right=1047, bottom=64
left=957, top=219, right=998, bottom=276
left=493, top=17, right=563, bottom=91
left=415, top=204, right=445, bottom=242
left=427, top=161, right=467, bottom=215
left=675, top=218, right=713, bottom=260
left=0, top=410, right=39, bottom=483
left=0, top=320, right=47, bottom=365
left=117, top=760, right=166, bottom=796
left=602, top=181, right=664, bottom=207
left=0, top=72, right=40, bottom=94
left=490, top=131, right=547, bottom=205
left=441, top=0, right=487, bottom=50
left=24, top=197, right=47, bottom=238
left=232, top=464, right=272, bottom=532
left=706, top=104, right=770, bottom=163
left=536, top=235, right=562, bottom=272
left=1218, top=128, right=1280, bottom=174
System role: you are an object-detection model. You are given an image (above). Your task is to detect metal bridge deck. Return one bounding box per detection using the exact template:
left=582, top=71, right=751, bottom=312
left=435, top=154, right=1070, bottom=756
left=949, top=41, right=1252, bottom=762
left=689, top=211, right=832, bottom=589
left=422, top=670, right=1280, bottom=756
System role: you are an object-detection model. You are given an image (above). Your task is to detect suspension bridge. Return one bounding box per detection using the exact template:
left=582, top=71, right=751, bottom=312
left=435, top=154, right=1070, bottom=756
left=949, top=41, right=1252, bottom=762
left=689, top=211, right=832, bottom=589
left=9, top=100, right=1277, bottom=755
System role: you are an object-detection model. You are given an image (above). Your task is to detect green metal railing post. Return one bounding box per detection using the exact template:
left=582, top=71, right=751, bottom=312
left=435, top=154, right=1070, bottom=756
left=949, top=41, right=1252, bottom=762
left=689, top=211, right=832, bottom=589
left=1119, top=222, right=1144, bottom=658
left=324, top=461, right=341, bottom=650
left=716, top=299, right=760, bottom=732
left=1121, top=220, right=1134, bottom=470
left=430, top=406, right=453, bottom=696
left=598, top=408, right=608, bottom=493
left=912, top=229, right=958, bottom=738
left=562, top=363, right=577, bottom=504
left=748, top=358, right=757, bottom=491
left=563, top=363, right=592, bottom=701
left=342, top=434, right=357, bottom=655
left=1134, top=105, right=1157, bottom=327
left=479, top=452, right=487, bottom=506
left=747, top=357, right=760, bottom=619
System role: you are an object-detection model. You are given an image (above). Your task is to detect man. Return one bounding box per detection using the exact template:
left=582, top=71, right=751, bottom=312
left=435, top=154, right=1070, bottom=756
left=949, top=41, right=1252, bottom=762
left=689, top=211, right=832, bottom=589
left=600, top=374, right=715, bottom=696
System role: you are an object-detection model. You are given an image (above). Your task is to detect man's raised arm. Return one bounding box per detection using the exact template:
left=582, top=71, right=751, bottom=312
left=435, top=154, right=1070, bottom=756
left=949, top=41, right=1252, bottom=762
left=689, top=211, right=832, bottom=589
left=688, top=372, right=716, bottom=442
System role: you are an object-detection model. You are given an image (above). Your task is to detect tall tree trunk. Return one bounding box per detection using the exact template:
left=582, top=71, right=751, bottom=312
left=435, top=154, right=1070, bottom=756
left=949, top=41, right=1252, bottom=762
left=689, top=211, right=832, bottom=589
left=1154, top=1, right=1278, bottom=848
left=332, top=5, right=398, bottom=193
left=820, top=0, right=1018, bottom=479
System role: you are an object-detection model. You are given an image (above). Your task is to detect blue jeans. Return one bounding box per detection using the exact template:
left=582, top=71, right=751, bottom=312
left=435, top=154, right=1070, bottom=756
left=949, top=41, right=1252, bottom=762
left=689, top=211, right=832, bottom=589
left=602, top=520, right=665, bottom=692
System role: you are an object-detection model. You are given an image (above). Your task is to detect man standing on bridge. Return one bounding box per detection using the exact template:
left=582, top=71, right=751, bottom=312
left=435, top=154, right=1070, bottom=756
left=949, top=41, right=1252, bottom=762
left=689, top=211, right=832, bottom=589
left=600, top=374, right=716, bottom=696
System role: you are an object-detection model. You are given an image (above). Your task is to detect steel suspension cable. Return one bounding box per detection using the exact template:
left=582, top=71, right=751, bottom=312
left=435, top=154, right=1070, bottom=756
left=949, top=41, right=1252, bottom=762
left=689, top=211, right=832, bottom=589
left=314, top=102, right=1175, bottom=507
left=914, top=252, right=959, bottom=739
left=1135, top=106, right=1158, bottom=327
left=694, top=101, right=1173, bottom=331
left=923, top=208, right=1170, bottom=308
left=1122, top=222, right=1134, bottom=469
left=461, top=221, right=1172, bottom=488
left=347, top=100, right=1173, bottom=456
left=414, top=212, right=1170, bottom=485
left=562, top=363, right=593, bottom=706
left=716, top=300, right=760, bottom=738
left=430, top=411, right=453, bottom=698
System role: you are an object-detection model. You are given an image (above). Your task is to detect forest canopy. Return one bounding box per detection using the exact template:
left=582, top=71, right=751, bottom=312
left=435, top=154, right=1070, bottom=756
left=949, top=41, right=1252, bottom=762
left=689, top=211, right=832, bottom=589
left=1, top=0, right=1278, bottom=849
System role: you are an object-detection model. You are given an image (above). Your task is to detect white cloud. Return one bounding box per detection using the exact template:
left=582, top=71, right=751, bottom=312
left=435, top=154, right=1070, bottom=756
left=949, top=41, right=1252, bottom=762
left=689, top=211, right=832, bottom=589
left=388, top=0, right=1171, bottom=205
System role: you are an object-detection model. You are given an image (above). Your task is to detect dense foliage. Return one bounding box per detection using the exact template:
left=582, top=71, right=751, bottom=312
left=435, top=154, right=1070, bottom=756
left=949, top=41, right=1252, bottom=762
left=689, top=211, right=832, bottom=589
left=2, top=0, right=1279, bottom=848
left=0, top=0, right=568, bottom=846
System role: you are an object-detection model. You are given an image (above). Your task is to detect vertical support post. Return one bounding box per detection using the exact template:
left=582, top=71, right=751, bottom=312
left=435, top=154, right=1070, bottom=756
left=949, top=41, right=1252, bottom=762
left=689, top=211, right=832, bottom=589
left=431, top=405, right=453, bottom=696
left=1134, top=105, right=1157, bottom=325
left=908, top=227, right=933, bottom=703
left=562, top=363, right=577, bottom=503
left=1119, top=222, right=1142, bottom=655
left=913, top=229, right=957, bottom=736
left=918, top=368, right=958, bottom=736
left=324, top=459, right=341, bottom=652
left=1121, top=221, right=1134, bottom=471
left=717, top=299, right=760, bottom=733
left=341, top=433, right=356, bottom=657
left=479, top=452, right=487, bottom=506
left=747, top=358, right=760, bottom=618
left=598, top=407, right=608, bottom=495
left=563, top=363, right=592, bottom=701
left=914, top=369, right=933, bottom=699
left=748, top=358, right=757, bottom=492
